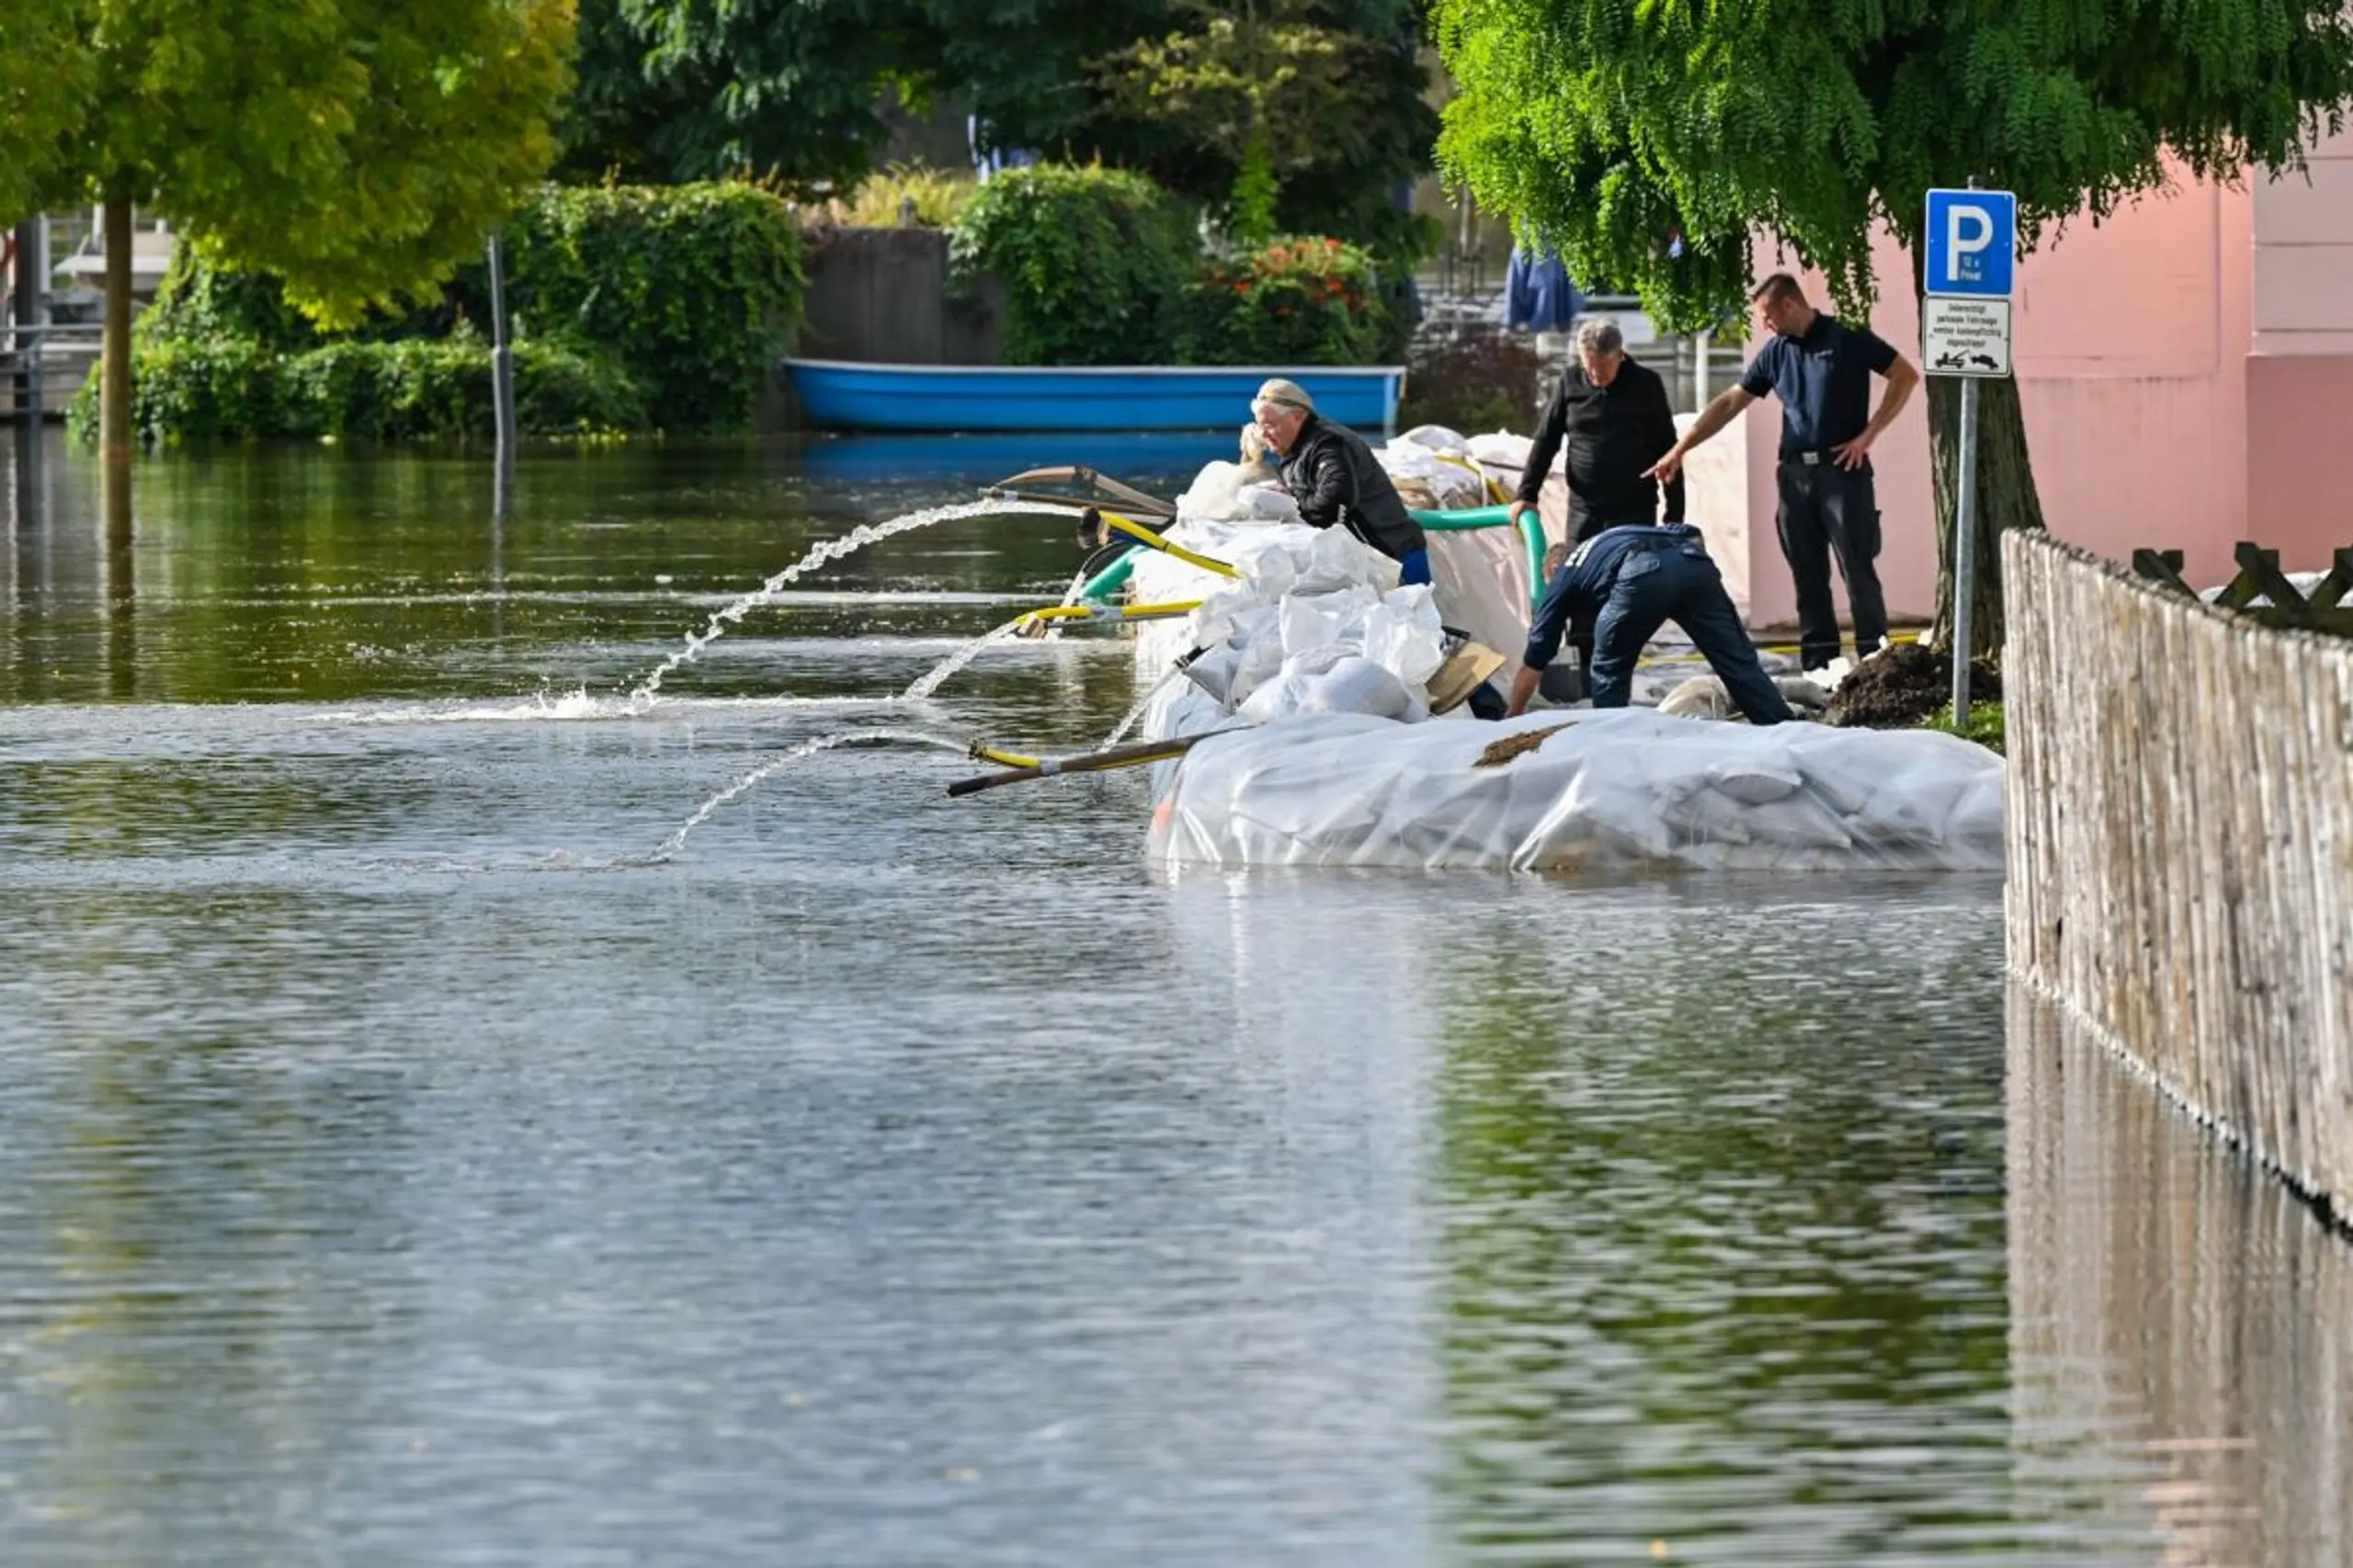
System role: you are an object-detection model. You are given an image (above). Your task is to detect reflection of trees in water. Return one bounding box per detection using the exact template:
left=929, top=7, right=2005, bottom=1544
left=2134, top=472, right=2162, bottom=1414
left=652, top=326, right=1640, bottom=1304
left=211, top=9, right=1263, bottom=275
left=1425, top=892, right=2022, bottom=1561
left=2006, top=987, right=2353, bottom=1568
left=0, top=916, right=415, bottom=1556
left=6, top=433, right=1120, bottom=706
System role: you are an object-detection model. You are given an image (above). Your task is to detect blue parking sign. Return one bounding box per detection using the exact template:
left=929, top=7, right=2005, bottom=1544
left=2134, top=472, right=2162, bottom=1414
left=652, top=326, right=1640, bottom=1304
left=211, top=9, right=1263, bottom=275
left=1924, top=189, right=2017, bottom=297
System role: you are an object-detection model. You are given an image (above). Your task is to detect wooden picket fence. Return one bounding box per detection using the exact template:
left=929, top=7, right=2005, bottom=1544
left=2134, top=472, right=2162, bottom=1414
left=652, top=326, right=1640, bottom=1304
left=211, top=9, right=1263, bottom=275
left=2005, top=529, right=2353, bottom=1211
left=2131, top=541, right=2353, bottom=636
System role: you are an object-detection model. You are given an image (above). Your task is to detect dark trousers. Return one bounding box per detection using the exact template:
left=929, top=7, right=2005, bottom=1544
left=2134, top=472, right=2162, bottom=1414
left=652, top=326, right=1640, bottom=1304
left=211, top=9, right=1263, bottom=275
left=1590, top=548, right=1795, bottom=725
left=1564, top=507, right=1655, bottom=691
left=1775, top=458, right=1887, bottom=670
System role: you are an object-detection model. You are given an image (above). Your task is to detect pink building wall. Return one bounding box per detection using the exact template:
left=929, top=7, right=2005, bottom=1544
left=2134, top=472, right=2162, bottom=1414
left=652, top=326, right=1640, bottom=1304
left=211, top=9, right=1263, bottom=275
left=1685, top=157, right=2351, bottom=632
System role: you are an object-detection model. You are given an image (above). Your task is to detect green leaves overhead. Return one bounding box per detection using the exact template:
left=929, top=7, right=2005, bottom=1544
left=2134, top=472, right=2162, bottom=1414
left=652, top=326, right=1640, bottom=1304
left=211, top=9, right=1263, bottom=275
left=3, top=0, right=574, bottom=327
left=1434, top=0, right=2353, bottom=330
left=0, top=0, right=95, bottom=222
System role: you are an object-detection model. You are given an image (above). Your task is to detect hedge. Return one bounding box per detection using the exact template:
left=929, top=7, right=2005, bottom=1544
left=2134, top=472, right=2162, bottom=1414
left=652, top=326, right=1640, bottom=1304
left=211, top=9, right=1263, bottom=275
left=91, top=181, right=802, bottom=442
left=70, top=334, right=646, bottom=445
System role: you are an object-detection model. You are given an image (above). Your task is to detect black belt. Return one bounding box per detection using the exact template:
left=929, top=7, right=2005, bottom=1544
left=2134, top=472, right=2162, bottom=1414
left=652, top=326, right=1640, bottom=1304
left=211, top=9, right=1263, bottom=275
left=1783, top=448, right=1858, bottom=466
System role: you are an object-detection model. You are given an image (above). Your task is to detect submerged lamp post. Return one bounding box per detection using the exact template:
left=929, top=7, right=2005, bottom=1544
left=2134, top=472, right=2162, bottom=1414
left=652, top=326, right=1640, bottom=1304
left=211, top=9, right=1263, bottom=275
left=486, top=232, right=517, bottom=518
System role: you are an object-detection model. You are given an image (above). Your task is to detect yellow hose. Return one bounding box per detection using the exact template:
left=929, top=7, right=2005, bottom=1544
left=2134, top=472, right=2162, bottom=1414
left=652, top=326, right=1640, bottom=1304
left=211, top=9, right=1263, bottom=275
left=1014, top=598, right=1204, bottom=630
left=970, top=743, right=1040, bottom=768
left=1099, top=511, right=1240, bottom=578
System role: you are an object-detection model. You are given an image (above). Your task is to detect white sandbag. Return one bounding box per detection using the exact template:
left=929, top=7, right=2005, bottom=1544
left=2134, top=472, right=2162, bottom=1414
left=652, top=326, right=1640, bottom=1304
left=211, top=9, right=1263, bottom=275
left=1396, top=424, right=1471, bottom=456
left=1238, top=649, right=1422, bottom=723
left=1149, top=709, right=2006, bottom=872
left=1465, top=431, right=1539, bottom=471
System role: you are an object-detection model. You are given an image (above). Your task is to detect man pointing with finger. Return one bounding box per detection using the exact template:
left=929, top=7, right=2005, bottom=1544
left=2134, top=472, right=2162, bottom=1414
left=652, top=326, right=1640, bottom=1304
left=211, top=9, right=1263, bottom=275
left=1645, top=273, right=1919, bottom=674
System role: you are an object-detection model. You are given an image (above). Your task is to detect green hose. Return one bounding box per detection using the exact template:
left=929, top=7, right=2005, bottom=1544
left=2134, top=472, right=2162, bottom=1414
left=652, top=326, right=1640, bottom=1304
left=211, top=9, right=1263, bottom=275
left=1409, top=504, right=1550, bottom=613
left=1075, top=551, right=1138, bottom=603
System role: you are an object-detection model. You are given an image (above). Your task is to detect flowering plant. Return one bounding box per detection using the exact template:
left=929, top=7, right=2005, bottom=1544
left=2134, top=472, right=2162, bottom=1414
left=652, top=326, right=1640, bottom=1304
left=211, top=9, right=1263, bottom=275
left=1179, top=234, right=1392, bottom=365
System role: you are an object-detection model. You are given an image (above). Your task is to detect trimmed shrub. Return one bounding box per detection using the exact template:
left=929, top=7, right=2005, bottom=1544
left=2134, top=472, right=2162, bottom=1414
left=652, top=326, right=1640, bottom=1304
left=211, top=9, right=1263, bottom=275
left=72, top=334, right=645, bottom=446
left=948, top=163, right=1197, bottom=365
left=93, top=181, right=801, bottom=442
left=475, top=182, right=804, bottom=432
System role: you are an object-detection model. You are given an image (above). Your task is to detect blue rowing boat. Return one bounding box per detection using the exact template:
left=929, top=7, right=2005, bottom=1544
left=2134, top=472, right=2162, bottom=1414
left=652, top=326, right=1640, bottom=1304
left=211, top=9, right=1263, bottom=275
left=783, top=358, right=1408, bottom=434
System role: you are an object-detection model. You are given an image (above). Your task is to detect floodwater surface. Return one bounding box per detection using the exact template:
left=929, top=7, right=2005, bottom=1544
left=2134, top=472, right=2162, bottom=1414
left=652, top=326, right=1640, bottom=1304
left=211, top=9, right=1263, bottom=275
left=2, top=428, right=2347, bottom=1567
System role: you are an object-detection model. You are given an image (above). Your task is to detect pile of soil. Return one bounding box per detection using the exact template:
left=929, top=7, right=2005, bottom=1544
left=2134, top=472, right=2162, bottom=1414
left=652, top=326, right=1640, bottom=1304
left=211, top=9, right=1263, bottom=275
left=1473, top=724, right=1569, bottom=767
left=1824, top=642, right=2001, bottom=729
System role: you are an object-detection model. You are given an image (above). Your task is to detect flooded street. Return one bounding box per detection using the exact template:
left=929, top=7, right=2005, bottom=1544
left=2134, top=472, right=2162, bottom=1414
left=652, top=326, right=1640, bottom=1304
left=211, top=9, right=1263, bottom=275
left=2, top=429, right=2346, bottom=1565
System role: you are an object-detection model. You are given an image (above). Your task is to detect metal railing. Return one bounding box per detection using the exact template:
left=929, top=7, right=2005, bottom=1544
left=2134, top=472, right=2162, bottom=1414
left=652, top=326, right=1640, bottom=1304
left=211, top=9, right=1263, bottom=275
left=2, top=322, right=105, bottom=423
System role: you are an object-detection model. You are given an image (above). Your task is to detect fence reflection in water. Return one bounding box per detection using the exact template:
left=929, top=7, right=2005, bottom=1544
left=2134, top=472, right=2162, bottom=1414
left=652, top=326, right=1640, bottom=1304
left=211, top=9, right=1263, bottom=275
left=2006, top=986, right=2353, bottom=1568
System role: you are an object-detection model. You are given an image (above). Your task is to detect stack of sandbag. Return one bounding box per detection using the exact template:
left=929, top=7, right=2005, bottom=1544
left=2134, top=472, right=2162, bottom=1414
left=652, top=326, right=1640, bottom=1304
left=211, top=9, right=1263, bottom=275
left=1127, top=523, right=1446, bottom=742
left=1377, top=425, right=1489, bottom=510
left=1149, top=709, right=2006, bottom=872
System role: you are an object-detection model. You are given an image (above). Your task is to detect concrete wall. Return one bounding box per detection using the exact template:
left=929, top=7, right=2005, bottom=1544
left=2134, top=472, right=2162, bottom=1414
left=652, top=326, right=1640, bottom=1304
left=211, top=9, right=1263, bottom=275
left=794, top=226, right=1004, bottom=367
left=2248, top=126, right=2353, bottom=562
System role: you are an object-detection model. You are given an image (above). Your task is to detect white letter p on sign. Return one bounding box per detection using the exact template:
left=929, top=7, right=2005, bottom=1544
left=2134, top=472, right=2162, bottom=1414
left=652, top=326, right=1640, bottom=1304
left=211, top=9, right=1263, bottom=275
left=1949, top=206, right=1992, bottom=276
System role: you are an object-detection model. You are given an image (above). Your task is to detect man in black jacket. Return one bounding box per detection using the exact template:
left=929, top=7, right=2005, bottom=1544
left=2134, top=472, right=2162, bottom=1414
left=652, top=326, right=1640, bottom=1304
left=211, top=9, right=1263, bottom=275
left=1510, top=318, right=1684, bottom=547
left=1509, top=320, right=1684, bottom=695
left=1250, top=379, right=1432, bottom=585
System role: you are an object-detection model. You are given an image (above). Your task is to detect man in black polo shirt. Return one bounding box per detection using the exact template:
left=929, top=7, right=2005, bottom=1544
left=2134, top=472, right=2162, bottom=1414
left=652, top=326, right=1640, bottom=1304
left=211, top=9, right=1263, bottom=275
left=1647, top=274, right=1919, bottom=672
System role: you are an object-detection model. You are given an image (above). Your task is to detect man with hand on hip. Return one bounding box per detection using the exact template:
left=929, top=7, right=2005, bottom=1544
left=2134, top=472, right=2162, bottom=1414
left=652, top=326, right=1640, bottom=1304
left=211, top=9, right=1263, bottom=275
left=1644, top=274, right=1919, bottom=674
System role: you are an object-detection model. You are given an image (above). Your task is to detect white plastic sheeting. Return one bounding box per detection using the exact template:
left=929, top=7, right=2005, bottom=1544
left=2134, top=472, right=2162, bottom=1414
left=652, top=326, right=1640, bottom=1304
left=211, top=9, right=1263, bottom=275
left=1102, top=453, right=2006, bottom=874
left=1149, top=710, right=2007, bottom=872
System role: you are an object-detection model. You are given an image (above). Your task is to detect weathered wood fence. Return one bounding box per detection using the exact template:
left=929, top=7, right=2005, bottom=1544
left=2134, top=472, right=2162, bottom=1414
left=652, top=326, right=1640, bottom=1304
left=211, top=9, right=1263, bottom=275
left=2005, top=529, right=2353, bottom=1211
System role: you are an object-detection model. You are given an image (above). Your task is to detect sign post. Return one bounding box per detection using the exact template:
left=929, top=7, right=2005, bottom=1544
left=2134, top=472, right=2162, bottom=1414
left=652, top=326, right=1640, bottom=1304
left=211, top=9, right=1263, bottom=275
left=1923, top=182, right=2017, bottom=728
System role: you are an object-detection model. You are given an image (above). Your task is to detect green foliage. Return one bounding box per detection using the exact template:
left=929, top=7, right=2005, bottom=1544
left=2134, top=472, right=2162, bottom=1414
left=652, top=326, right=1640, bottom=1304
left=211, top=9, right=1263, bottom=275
left=1179, top=235, right=1394, bottom=366
left=1433, top=0, right=2353, bottom=334
left=13, top=0, right=575, bottom=327
left=1925, top=700, right=2006, bottom=755
left=1227, top=132, right=1282, bottom=252
left=484, top=183, right=806, bottom=431
left=69, top=333, right=644, bottom=446
left=111, top=183, right=803, bottom=440
left=1092, top=0, right=1440, bottom=269
left=0, top=0, right=94, bottom=224
left=138, top=248, right=328, bottom=356
left=562, top=0, right=908, bottom=189
left=948, top=163, right=1197, bottom=364
left=819, top=163, right=980, bottom=229
left=555, top=0, right=1438, bottom=268
left=1397, top=326, right=1543, bottom=434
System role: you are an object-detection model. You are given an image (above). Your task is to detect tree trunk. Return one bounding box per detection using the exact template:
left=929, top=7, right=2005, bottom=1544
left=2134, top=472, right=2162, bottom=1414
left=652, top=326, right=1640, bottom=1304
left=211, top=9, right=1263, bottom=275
left=1919, top=289, right=2044, bottom=662
left=101, top=193, right=134, bottom=533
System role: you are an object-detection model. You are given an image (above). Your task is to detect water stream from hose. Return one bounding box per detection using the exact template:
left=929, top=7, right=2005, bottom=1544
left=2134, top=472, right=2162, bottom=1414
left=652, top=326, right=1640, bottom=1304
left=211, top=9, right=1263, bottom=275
left=652, top=729, right=969, bottom=860
left=899, top=616, right=1029, bottom=701
left=623, top=500, right=1017, bottom=710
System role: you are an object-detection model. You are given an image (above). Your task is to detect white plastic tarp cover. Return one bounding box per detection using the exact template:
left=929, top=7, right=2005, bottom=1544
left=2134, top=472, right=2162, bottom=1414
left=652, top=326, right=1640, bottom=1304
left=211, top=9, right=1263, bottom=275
left=1149, top=710, right=2006, bottom=872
